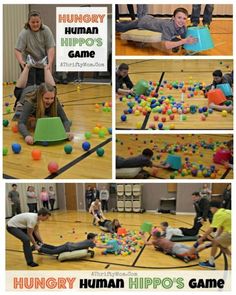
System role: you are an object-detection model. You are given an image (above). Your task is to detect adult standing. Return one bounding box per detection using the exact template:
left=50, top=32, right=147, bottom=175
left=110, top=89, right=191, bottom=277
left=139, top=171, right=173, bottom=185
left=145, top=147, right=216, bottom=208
left=15, top=11, right=55, bottom=91
left=85, top=186, right=94, bottom=211
left=26, top=186, right=38, bottom=213
left=39, top=187, right=49, bottom=209
left=99, top=186, right=110, bottom=212
left=222, top=184, right=231, bottom=209
left=8, top=184, right=21, bottom=216
left=200, top=184, right=212, bottom=201
left=6, top=208, right=51, bottom=267
left=179, top=192, right=211, bottom=236
left=48, top=186, right=56, bottom=211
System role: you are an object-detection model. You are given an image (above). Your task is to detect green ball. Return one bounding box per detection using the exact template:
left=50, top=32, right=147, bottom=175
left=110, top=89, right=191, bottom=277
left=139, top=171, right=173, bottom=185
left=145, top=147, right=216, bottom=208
left=84, top=131, right=91, bottom=139
left=96, top=147, right=105, bottom=157
left=182, top=115, right=187, bottom=121
left=98, top=130, right=105, bottom=138
left=3, top=147, right=8, bottom=156
left=6, top=107, right=11, bottom=114
left=3, top=119, right=9, bottom=127
left=64, top=144, right=73, bottom=154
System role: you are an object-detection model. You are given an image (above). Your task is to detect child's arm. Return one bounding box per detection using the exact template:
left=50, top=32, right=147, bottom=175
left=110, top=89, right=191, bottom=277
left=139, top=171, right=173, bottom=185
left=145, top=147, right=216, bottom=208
left=117, top=88, right=134, bottom=96
left=164, top=35, right=197, bottom=50
left=209, top=103, right=233, bottom=112
left=152, top=162, right=171, bottom=169
left=95, top=244, right=113, bottom=249
left=140, top=232, right=152, bottom=246
left=18, top=101, right=34, bottom=145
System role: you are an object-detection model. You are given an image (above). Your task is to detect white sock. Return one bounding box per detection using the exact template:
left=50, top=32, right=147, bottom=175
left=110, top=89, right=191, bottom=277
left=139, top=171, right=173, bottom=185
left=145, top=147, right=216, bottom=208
left=209, top=256, right=215, bottom=265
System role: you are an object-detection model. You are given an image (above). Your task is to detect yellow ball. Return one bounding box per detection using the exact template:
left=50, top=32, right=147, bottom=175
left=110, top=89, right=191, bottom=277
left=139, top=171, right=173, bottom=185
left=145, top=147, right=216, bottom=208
left=134, top=110, right=140, bottom=116
left=136, top=122, right=142, bottom=129
left=222, top=110, right=227, bottom=117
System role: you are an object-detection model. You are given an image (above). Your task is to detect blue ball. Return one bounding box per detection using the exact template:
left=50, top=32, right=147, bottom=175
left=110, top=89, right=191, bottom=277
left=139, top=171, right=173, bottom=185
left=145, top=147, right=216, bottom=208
left=82, top=141, right=91, bottom=151
left=41, top=141, right=49, bottom=146
left=158, top=123, right=163, bottom=129
left=121, top=114, right=127, bottom=121
left=11, top=143, right=21, bottom=154
left=108, top=127, right=112, bottom=134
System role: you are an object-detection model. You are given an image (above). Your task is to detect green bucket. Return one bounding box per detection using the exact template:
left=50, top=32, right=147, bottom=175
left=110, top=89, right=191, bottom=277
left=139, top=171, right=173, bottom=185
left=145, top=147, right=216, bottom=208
left=141, top=221, right=153, bottom=233
left=34, top=117, right=67, bottom=143
left=133, top=79, right=150, bottom=96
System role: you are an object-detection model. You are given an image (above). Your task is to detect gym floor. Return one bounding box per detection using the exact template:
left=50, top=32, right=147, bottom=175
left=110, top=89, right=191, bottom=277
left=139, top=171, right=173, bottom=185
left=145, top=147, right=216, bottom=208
left=5, top=211, right=231, bottom=271
left=3, top=83, right=112, bottom=179
left=116, top=59, right=233, bottom=130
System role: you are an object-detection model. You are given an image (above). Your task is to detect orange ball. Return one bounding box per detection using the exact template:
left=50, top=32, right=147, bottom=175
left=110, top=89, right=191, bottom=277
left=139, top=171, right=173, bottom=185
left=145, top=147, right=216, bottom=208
left=31, top=149, right=41, bottom=160
left=11, top=124, right=18, bottom=133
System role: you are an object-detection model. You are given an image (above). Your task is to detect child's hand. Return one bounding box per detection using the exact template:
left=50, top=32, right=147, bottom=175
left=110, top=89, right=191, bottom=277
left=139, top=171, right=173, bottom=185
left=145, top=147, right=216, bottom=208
left=25, top=135, right=34, bottom=145
left=185, top=35, right=198, bottom=44
left=67, top=133, right=74, bottom=141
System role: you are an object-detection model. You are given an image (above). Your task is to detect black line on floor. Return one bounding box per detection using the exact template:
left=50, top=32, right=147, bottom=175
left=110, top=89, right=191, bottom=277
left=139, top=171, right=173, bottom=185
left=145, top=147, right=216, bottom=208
left=105, top=264, right=110, bottom=269
left=131, top=234, right=151, bottom=267
left=44, top=137, right=112, bottom=179
left=222, top=252, right=228, bottom=271
left=3, top=174, right=17, bottom=179
left=221, top=168, right=231, bottom=179
left=141, top=71, right=165, bottom=130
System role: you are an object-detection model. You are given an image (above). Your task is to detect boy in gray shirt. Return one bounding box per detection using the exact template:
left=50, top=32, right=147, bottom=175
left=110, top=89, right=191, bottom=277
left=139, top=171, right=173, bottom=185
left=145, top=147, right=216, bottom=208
left=116, top=7, right=197, bottom=51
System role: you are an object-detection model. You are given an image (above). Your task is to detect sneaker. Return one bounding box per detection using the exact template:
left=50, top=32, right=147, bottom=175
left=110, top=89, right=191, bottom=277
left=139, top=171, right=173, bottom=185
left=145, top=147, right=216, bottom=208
left=203, top=23, right=210, bottom=29
left=27, top=262, right=39, bottom=267
left=26, top=55, right=36, bottom=67
left=199, top=261, right=215, bottom=269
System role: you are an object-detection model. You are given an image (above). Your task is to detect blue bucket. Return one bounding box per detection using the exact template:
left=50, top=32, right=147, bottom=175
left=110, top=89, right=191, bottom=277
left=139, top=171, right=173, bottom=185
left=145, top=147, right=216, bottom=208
left=166, top=155, right=182, bottom=170
left=183, top=26, right=214, bottom=52
left=216, top=83, right=232, bottom=97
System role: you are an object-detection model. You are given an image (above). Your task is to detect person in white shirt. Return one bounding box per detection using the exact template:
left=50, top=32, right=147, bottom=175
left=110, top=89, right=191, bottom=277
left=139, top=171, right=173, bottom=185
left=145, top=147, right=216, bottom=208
left=89, top=198, right=106, bottom=225
left=99, top=186, right=110, bottom=212
left=160, top=221, right=184, bottom=240
left=6, top=208, right=51, bottom=267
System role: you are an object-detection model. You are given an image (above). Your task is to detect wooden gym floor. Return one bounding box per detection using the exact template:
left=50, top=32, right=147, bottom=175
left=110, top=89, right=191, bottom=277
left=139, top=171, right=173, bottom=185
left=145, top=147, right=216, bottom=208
left=5, top=211, right=231, bottom=271
left=3, top=83, right=112, bottom=179
left=116, top=134, right=233, bottom=179
left=116, top=59, right=233, bottom=130
left=116, top=19, right=233, bottom=56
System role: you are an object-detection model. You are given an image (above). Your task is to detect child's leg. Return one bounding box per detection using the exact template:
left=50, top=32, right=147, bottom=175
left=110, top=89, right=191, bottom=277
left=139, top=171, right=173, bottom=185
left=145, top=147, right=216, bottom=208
left=191, top=5, right=201, bottom=26
left=16, top=65, right=30, bottom=88
left=44, top=66, right=56, bottom=86
left=203, top=4, right=214, bottom=26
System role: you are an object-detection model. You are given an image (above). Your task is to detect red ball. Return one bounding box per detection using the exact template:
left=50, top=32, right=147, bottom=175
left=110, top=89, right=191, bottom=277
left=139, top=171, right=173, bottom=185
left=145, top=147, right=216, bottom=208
left=161, top=117, right=166, bottom=123
left=154, top=115, right=159, bottom=121
left=169, top=114, right=175, bottom=120
left=31, top=149, right=41, bottom=160
left=48, top=161, right=59, bottom=174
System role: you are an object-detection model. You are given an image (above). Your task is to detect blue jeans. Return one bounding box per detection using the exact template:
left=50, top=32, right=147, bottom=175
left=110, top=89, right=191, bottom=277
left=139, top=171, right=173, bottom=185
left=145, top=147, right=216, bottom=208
left=137, top=5, right=148, bottom=19
left=191, top=5, right=214, bottom=25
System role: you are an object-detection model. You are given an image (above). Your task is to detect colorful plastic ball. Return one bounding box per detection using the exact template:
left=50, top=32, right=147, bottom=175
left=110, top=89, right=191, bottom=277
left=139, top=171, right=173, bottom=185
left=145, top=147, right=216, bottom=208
left=182, top=115, right=187, bottom=121
left=98, top=130, right=105, bottom=138
left=11, top=143, right=21, bottom=154
left=93, top=126, right=100, bottom=134
left=154, top=115, right=159, bottom=121
left=161, top=117, right=166, bottom=123
left=82, top=141, right=91, bottom=151
left=11, top=124, right=18, bottom=133
left=201, top=115, right=206, bottom=121
left=84, top=131, right=92, bottom=139
left=41, top=141, right=49, bottom=146
left=5, top=102, right=9, bottom=107
left=169, top=124, right=175, bottom=129
left=96, top=147, right=105, bottom=157
left=121, top=114, right=127, bottom=121
left=222, top=110, right=227, bottom=117
left=31, top=149, right=41, bottom=160
left=3, top=147, right=8, bottom=156
left=48, top=161, right=59, bottom=174
left=64, top=144, right=73, bottom=154
left=108, top=127, right=112, bottom=134
left=158, top=123, right=163, bottom=129
left=3, top=119, right=9, bottom=127
left=6, top=107, right=11, bottom=114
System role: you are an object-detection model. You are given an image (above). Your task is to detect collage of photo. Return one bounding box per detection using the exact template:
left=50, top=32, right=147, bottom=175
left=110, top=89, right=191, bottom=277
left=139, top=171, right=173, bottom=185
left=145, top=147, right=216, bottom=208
left=2, top=1, right=233, bottom=292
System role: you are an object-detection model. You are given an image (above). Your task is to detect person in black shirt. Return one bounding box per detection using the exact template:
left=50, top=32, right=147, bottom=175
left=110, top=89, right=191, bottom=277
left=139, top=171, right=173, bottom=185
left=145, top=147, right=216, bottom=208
left=116, top=63, right=134, bottom=95
left=179, top=192, right=211, bottom=236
